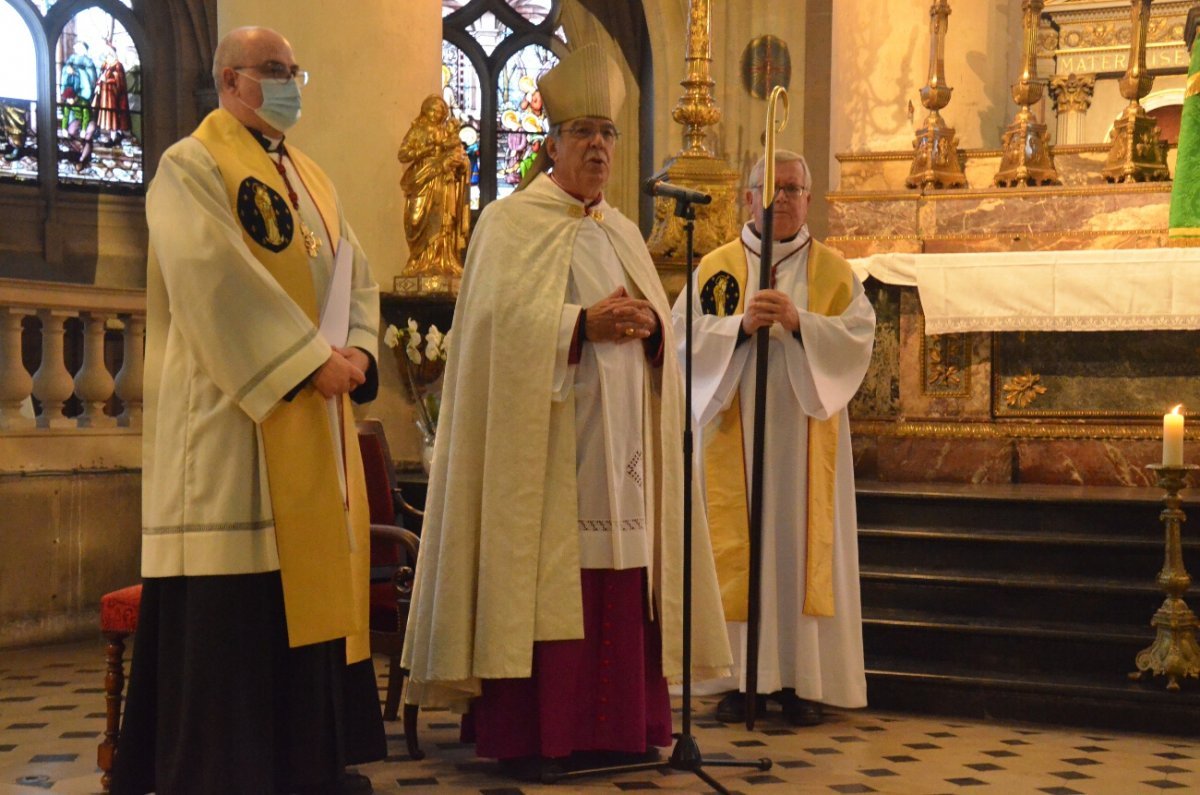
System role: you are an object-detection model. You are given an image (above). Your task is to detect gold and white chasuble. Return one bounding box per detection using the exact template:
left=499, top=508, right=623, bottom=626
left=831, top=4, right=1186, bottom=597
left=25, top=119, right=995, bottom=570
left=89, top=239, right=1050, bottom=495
left=673, top=224, right=875, bottom=707
left=402, top=174, right=732, bottom=711
left=141, top=109, right=380, bottom=662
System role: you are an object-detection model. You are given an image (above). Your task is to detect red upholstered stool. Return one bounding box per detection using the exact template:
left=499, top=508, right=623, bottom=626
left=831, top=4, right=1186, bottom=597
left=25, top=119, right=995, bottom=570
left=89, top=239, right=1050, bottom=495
left=98, top=584, right=141, bottom=793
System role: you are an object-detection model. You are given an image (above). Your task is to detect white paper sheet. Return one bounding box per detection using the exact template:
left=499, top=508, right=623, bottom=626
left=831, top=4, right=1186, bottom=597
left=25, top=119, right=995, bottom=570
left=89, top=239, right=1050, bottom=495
left=320, top=239, right=353, bottom=347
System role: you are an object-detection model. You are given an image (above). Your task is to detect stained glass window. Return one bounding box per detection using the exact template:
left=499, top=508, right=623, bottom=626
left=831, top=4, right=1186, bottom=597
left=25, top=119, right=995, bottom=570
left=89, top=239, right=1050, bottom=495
left=495, top=45, right=555, bottom=201
left=505, top=0, right=552, bottom=25
left=31, top=0, right=132, bottom=13
left=0, top=3, right=38, bottom=182
left=465, top=12, right=510, bottom=56
left=442, top=0, right=563, bottom=211
left=55, top=7, right=143, bottom=187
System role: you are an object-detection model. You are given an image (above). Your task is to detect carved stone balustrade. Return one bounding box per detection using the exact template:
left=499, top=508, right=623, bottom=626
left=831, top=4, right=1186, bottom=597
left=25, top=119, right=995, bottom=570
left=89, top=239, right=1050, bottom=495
left=0, top=278, right=145, bottom=473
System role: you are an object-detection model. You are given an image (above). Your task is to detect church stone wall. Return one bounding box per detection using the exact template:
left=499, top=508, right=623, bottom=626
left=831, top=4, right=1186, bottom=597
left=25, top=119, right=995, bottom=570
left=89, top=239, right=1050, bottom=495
left=0, top=471, right=140, bottom=649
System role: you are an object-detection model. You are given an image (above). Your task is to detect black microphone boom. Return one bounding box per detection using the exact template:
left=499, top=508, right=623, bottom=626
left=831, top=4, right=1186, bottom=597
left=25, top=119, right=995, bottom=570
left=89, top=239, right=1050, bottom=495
left=643, top=177, right=713, bottom=205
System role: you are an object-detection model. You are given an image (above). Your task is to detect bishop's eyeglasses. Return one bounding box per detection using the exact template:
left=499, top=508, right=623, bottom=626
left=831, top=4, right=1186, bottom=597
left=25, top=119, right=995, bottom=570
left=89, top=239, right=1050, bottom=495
left=560, top=123, right=620, bottom=144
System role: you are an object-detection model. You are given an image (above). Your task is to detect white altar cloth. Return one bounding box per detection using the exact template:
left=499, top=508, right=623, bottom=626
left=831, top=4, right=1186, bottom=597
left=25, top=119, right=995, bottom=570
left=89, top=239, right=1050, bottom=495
left=849, top=248, right=1200, bottom=335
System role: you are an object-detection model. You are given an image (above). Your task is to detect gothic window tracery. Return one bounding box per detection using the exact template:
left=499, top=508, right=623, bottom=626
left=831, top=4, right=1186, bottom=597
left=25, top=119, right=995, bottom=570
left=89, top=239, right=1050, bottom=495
left=442, top=0, right=564, bottom=212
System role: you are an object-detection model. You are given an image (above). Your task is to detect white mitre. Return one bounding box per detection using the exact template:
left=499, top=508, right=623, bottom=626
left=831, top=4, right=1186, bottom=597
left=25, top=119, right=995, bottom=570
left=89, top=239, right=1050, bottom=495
left=538, top=42, right=625, bottom=125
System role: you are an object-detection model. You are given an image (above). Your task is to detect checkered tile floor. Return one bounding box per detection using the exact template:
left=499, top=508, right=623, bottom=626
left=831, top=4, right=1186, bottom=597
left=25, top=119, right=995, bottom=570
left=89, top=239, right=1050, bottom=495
left=2, top=640, right=1198, bottom=793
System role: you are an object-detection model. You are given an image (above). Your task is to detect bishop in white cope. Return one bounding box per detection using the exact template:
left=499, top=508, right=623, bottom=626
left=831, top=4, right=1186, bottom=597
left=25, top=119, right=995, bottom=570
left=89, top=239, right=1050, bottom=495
left=402, top=44, right=730, bottom=768
left=673, top=150, right=875, bottom=726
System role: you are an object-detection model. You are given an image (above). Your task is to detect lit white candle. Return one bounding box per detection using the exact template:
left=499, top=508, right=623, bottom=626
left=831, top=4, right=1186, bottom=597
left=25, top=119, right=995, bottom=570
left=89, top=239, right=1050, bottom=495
left=1163, top=405, right=1185, bottom=467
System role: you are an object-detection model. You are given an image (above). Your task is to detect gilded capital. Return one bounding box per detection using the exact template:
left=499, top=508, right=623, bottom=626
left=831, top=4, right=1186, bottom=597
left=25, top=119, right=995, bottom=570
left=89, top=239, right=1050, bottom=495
left=1048, top=73, right=1096, bottom=114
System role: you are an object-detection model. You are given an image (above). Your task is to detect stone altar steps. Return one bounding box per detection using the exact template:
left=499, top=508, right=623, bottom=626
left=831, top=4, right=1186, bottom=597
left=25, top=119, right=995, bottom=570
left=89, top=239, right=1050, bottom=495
left=855, top=481, right=1200, bottom=735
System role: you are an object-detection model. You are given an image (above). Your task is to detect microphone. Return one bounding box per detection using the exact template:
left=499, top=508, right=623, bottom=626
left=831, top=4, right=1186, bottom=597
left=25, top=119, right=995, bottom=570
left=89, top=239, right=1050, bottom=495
left=643, top=177, right=712, bottom=205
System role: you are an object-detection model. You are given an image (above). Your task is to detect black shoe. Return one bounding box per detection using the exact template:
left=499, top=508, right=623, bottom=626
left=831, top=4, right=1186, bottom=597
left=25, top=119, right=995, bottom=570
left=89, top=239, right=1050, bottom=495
left=776, top=690, right=823, bottom=727
left=714, top=691, right=770, bottom=723
left=499, top=755, right=564, bottom=783
left=337, top=771, right=373, bottom=794
left=294, top=771, right=372, bottom=795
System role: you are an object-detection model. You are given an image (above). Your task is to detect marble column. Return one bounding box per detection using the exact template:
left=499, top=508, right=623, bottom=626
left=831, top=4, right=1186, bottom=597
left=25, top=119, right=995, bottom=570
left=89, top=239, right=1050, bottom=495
left=1048, top=73, right=1095, bottom=145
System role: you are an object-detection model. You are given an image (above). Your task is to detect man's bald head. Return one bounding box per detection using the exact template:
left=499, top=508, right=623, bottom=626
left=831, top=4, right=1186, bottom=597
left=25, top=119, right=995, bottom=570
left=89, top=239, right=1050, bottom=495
left=212, top=27, right=292, bottom=91
left=212, top=26, right=298, bottom=136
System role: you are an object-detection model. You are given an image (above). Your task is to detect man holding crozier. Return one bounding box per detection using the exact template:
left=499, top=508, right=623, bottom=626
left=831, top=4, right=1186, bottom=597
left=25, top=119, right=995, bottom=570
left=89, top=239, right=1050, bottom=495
left=674, top=150, right=875, bottom=727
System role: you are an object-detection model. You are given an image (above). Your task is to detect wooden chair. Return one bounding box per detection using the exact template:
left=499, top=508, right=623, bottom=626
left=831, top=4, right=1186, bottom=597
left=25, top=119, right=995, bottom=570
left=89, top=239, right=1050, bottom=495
left=358, top=419, right=425, bottom=760
left=357, top=417, right=425, bottom=529
left=98, top=583, right=142, bottom=793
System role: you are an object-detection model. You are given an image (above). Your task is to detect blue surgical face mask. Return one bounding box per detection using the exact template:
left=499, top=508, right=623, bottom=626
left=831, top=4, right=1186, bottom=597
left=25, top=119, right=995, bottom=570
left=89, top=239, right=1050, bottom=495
left=237, top=72, right=302, bottom=132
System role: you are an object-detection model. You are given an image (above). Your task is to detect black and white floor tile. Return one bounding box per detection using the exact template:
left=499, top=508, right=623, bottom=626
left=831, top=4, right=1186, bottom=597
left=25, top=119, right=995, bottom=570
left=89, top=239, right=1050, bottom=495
left=2, top=640, right=1198, bottom=793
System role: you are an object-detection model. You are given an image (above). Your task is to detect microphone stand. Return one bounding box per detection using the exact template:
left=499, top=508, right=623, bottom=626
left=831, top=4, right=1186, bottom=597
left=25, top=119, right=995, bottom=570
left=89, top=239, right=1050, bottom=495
left=547, top=193, right=772, bottom=794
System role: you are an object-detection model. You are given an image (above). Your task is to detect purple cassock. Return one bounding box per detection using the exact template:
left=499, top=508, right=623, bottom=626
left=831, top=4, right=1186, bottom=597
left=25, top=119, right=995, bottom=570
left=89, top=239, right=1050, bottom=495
left=463, top=568, right=673, bottom=759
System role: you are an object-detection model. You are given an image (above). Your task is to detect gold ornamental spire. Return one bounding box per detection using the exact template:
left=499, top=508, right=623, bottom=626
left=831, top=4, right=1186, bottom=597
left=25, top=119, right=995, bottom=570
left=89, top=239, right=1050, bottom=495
left=647, top=0, right=739, bottom=285
left=906, top=0, right=967, bottom=190
left=995, top=0, right=1059, bottom=187
left=672, top=0, right=722, bottom=157
left=1102, top=0, right=1170, bottom=182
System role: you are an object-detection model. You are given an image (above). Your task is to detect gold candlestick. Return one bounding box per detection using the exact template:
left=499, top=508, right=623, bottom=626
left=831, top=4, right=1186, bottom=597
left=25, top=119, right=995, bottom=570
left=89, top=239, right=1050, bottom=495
left=1131, top=464, right=1200, bottom=691
left=647, top=0, right=739, bottom=275
left=907, top=0, right=967, bottom=190
left=672, top=0, right=721, bottom=158
left=994, top=0, right=1059, bottom=187
left=1102, top=0, right=1170, bottom=183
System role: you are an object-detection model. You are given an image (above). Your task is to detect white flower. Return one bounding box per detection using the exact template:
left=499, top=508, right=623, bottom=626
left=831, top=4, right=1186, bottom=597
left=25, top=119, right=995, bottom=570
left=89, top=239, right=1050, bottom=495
left=442, top=328, right=453, bottom=357
left=424, top=324, right=444, bottom=361
left=383, top=324, right=401, bottom=349
left=405, top=336, right=422, bottom=364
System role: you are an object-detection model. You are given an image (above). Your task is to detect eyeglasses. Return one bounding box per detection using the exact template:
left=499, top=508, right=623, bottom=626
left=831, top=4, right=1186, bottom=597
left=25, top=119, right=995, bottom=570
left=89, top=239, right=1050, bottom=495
left=561, top=124, right=620, bottom=144
left=235, top=62, right=309, bottom=87
left=750, top=183, right=808, bottom=199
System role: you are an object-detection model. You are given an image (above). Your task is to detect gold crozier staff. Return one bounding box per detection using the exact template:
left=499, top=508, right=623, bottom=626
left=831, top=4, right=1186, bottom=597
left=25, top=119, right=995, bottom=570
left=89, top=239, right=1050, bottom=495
left=745, top=86, right=789, bottom=730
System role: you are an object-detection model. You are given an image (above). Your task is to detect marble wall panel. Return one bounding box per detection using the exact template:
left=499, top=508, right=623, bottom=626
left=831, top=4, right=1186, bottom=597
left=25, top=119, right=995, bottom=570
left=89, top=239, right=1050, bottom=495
left=922, top=232, right=1168, bottom=253
left=1050, top=149, right=1112, bottom=187
left=827, top=197, right=920, bottom=238
left=1014, top=439, right=1193, bottom=487
left=851, top=433, right=879, bottom=480
left=850, top=282, right=902, bottom=420
left=961, top=153, right=1003, bottom=190
left=836, top=156, right=914, bottom=192
left=899, top=289, right=992, bottom=420
left=826, top=237, right=922, bottom=258
left=994, top=331, right=1200, bottom=419
left=922, top=189, right=1170, bottom=238
left=876, top=435, right=1014, bottom=483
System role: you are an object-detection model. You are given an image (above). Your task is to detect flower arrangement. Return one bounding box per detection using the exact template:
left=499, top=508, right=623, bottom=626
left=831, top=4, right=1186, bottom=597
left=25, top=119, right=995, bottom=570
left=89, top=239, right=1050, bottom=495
left=384, top=318, right=450, bottom=444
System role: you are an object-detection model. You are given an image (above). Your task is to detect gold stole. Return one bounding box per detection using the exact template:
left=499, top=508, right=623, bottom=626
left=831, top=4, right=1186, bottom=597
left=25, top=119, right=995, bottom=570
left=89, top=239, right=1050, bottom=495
left=192, top=109, right=371, bottom=662
left=696, top=237, right=852, bottom=619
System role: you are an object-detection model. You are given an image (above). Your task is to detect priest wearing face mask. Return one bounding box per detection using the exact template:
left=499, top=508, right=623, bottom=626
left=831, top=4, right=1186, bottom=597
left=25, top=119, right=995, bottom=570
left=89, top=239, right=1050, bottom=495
left=673, top=150, right=876, bottom=727
left=402, top=43, right=731, bottom=774
left=110, top=26, right=384, bottom=795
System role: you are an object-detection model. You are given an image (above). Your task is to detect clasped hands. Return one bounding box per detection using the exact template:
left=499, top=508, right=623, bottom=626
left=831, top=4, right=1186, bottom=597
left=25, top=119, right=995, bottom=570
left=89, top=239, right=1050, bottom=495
left=586, top=286, right=659, bottom=343
left=312, top=346, right=368, bottom=398
left=741, top=289, right=800, bottom=335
